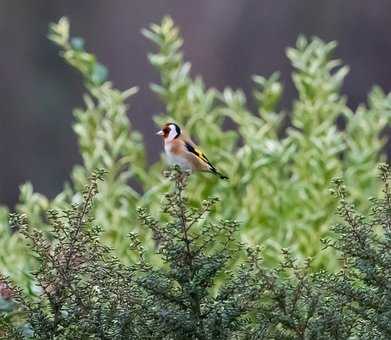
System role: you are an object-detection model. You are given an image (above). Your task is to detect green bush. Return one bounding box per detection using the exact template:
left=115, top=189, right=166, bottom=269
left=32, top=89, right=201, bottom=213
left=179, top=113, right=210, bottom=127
left=0, top=168, right=271, bottom=339
left=2, top=164, right=391, bottom=339
left=143, top=17, right=391, bottom=269
left=248, top=165, right=391, bottom=339
left=0, top=15, right=391, bottom=293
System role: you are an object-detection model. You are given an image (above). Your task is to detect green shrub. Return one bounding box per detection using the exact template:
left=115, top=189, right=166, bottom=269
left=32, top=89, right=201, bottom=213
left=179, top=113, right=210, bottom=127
left=1, top=170, right=147, bottom=339
left=143, top=18, right=391, bottom=269
left=0, top=168, right=265, bottom=339
left=2, top=165, right=391, bottom=339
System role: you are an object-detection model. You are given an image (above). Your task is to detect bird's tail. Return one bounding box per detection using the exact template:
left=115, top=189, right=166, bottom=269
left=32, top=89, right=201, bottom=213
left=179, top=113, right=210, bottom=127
left=211, top=168, right=229, bottom=180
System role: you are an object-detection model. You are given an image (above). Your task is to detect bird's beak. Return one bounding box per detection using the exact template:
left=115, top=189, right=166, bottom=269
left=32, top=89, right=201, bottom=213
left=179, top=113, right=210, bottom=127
left=156, top=130, right=164, bottom=136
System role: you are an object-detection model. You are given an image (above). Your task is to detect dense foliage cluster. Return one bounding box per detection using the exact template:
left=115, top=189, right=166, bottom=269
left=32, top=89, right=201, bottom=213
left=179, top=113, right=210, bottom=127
left=1, top=165, right=391, bottom=339
left=143, top=17, right=391, bottom=269
left=0, top=168, right=269, bottom=338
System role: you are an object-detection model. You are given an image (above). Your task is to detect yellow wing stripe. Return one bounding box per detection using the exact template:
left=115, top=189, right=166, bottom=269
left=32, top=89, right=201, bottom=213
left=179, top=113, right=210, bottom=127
left=185, top=143, right=212, bottom=167
left=184, top=141, right=228, bottom=180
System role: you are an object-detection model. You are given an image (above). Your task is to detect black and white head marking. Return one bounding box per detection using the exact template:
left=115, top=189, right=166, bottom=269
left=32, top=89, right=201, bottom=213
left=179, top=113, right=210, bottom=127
left=166, top=123, right=181, bottom=142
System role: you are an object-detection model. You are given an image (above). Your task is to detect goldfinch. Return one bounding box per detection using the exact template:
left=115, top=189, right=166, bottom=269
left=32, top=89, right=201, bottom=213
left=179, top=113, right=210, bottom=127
left=156, top=122, right=228, bottom=180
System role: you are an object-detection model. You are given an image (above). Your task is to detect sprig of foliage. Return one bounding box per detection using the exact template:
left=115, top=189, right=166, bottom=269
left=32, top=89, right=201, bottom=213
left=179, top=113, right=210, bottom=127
left=242, top=165, right=391, bottom=339
left=0, top=16, right=147, bottom=292
left=134, top=167, right=265, bottom=339
left=324, top=163, right=391, bottom=338
left=2, top=170, right=148, bottom=339
left=49, top=17, right=147, bottom=262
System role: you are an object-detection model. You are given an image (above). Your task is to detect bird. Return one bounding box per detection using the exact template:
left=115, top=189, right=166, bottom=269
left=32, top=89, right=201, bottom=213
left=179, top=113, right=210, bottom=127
left=156, top=122, right=228, bottom=180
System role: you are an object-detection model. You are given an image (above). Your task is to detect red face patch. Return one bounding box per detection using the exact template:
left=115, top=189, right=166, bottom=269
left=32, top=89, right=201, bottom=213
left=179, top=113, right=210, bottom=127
left=162, top=125, right=171, bottom=138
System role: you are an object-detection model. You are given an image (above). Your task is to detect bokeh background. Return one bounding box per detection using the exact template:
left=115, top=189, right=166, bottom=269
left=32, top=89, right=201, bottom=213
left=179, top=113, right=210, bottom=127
left=1, top=1, right=391, bottom=206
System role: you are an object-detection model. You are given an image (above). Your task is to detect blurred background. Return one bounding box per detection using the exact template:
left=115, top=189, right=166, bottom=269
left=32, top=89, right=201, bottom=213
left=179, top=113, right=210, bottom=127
left=1, top=1, right=391, bottom=206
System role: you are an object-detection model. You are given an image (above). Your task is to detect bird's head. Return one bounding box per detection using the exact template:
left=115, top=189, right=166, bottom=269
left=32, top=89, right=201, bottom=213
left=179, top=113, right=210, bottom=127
left=156, top=122, right=181, bottom=142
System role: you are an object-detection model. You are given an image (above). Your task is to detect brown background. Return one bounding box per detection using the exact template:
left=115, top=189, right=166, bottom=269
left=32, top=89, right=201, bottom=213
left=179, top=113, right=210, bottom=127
left=1, top=1, right=391, bottom=206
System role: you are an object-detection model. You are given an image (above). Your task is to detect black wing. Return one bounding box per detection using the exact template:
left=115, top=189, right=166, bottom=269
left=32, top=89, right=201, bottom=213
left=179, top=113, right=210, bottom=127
left=185, top=142, right=214, bottom=168
left=184, top=141, right=228, bottom=180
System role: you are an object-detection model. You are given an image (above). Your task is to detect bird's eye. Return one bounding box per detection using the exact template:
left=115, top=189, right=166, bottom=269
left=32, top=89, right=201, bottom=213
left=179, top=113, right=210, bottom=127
left=163, top=127, right=170, bottom=135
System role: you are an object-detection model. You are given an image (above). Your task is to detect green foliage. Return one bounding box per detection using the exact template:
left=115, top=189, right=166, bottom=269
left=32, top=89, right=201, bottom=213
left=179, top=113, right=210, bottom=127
left=0, top=168, right=265, bottom=339
left=1, top=15, right=391, bottom=297
left=0, top=17, right=147, bottom=293
left=49, top=17, right=147, bottom=262
left=144, top=18, right=391, bottom=269
left=324, top=163, right=391, bottom=338
left=2, top=170, right=146, bottom=339
left=2, top=165, right=391, bottom=339
left=251, top=163, right=391, bottom=339
left=133, top=168, right=263, bottom=339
